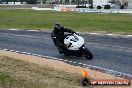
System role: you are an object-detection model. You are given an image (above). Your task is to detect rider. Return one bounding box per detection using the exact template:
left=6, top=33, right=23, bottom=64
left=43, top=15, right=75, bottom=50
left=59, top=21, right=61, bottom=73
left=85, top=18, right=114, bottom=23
left=51, top=23, right=76, bottom=54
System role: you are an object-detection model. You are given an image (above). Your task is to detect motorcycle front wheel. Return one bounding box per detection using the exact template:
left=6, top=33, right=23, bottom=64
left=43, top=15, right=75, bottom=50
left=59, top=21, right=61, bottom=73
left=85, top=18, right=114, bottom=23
left=82, top=47, right=93, bottom=60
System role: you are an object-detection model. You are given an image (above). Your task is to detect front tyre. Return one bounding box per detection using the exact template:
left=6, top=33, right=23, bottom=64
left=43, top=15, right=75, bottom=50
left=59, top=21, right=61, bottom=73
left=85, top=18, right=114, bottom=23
left=83, top=47, right=93, bottom=60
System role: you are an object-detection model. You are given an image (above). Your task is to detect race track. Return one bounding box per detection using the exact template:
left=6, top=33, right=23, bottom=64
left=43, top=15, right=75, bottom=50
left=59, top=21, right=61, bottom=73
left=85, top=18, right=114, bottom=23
left=0, top=29, right=132, bottom=78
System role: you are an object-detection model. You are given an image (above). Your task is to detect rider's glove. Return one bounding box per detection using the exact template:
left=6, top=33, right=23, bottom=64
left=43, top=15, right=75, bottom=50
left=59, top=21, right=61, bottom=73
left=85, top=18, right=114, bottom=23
left=74, top=32, right=81, bottom=36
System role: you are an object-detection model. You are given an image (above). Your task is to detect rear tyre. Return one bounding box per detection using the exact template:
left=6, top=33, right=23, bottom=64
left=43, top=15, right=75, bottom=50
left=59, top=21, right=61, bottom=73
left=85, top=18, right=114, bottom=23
left=64, top=52, right=69, bottom=56
left=63, top=50, right=71, bottom=56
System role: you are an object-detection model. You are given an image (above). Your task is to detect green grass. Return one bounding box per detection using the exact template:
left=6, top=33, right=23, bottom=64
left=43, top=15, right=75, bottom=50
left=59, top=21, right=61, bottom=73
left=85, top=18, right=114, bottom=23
left=0, top=10, right=132, bottom=34
left=0, top=56, right=86, bottom=88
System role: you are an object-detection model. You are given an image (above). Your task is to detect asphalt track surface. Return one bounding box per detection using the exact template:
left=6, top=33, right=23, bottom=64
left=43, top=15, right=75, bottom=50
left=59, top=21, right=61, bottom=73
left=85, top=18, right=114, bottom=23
left=0, top=29, right=132, bottom=76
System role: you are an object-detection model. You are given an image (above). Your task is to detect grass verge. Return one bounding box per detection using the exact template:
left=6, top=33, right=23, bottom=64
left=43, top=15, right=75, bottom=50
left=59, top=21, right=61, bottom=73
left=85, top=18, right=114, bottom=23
left=0, top=10, right=132, bottom=34
left=0, top=56, right=95, bottom=88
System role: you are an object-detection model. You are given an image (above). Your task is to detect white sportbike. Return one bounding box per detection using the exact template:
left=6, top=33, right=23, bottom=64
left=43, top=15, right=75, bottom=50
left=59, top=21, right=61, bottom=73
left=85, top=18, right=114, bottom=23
left=63, top=32, right=93, bottom=60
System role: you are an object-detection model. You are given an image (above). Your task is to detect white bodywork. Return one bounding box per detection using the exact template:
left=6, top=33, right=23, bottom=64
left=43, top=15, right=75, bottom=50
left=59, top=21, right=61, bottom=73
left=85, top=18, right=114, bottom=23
left=64, top=33, right=84, bottom=50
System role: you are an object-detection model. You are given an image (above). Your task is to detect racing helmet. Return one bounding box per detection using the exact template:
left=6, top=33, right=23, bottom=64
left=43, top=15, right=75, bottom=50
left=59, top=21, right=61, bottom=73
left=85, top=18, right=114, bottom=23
left=54, top=23, right=64, bottom=30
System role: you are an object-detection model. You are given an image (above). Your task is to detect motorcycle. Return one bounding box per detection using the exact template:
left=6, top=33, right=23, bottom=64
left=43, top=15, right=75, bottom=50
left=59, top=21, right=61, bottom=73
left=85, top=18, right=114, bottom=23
left=51, top=32, right=93, bottom=60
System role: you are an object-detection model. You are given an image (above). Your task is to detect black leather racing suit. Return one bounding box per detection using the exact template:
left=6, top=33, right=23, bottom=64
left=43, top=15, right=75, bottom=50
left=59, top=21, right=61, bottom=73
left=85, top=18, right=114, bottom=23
left=51, top=28, right=76, bottom=53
